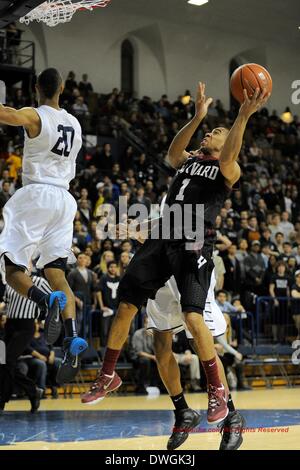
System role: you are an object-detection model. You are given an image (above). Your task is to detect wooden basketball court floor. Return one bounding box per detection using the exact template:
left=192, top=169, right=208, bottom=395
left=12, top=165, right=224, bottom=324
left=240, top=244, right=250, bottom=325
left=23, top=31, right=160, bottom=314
left=1, top=388, right=300, bottom=450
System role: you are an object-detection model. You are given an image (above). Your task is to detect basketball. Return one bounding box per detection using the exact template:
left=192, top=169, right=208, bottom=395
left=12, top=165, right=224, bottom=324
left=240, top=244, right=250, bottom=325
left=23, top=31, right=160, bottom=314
left=230, top=63, right=273, bottom=103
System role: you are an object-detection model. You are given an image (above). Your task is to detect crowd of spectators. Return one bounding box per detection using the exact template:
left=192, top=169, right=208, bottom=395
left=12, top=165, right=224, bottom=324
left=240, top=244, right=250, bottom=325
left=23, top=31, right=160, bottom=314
left=1, top=70, right=300, bottom=392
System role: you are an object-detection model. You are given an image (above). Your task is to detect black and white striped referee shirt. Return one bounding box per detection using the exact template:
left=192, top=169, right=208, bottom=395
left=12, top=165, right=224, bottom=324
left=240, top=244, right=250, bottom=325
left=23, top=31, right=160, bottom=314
left=4, top=276, right=52, bottom=320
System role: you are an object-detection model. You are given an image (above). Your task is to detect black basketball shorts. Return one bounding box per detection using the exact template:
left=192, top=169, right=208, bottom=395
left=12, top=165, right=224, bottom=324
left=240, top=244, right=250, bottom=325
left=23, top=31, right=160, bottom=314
left=118, top=239, right=214, bottom=314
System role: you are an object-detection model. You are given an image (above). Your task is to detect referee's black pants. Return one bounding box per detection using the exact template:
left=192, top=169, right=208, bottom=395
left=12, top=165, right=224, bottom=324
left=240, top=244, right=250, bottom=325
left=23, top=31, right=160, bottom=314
left=0, top=318, right=37, bottom=404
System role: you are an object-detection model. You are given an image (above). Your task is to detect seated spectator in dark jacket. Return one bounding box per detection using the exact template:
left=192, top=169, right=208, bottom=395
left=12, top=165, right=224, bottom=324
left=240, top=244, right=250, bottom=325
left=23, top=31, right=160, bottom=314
left=260, top=228, right=277, bottom=252
left=172, top=330, right=200, bottom=392
left=73, top=220, right=89, bottom=251
left=79, top=74, right=93, bottom=98
left=223, top=217, right=238, bottom=245
left=78, top=199, right=92, bottom=227
left=223, top=245, right=241, bottom=295
left=291, top=270, right=300, bottom=339
left=23, top=321, right=61, bottom=398
left=96, top=261, right=120, bottom=346
left=0, top=181, right=11, bottom=208
left=131, top=317, right=158, bottom=394
left=244, top=240, right=266, bottom=296
left=269, top=261, right=290, bottom=343
left=240, top=216, right=261, bottom=244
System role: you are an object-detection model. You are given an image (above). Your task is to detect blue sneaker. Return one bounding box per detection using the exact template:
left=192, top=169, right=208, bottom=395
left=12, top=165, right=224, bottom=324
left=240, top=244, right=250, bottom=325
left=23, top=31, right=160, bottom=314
left=43, top=291, right=66, bottom=345
left=56, top=337, right=88, bottom=384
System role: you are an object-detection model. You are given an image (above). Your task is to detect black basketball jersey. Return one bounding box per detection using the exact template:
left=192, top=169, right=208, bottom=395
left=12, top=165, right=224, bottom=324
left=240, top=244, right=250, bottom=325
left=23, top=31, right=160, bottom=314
left=163, top=155, right=229, bottom=244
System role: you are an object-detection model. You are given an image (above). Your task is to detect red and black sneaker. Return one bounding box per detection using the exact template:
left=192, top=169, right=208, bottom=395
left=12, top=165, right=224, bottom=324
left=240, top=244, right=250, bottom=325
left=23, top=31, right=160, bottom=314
left=81, top=371, right=122, bottom=405
left=207, top=384, right=229, bottom=425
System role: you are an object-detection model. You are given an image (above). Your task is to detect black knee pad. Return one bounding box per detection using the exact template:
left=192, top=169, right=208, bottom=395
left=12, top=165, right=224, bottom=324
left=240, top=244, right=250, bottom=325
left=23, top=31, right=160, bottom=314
left=4, top=256, right=26, bottom=272
left=43, top=258, right=68, bottom=272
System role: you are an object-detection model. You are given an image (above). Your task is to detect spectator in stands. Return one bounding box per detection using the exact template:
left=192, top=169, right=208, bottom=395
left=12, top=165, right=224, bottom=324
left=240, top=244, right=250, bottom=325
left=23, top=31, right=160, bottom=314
left=269, top=214, right=282, bottom=242
left=280, top=242, right=294, bottom=263
left=223, top=245, right=241, bottom=295
left=294, top=244, right=300, bottom=267
left=120, top=240, right=134, bottom=258
left=172, top=330, right=201, bottom=392
left=73, top=220, right=88, bottom=251
left=260, top=228, right=277, bottom=252
left=68, top=253, right=95, bottom=333
left=131, top=317, right=158, bottom=394
left=65, top=71, right=77, bottom=94
left=274, top=232, right=285, bottom=254
left=261, top=244, right=271, bottom=269
left=244, top=241, right=265, bottom=296
left=79, top=74, right=93, bottom=98
left=236, top=239, right=248, bottom=283
left=291, top=270, right=300, bottom=338
left=118, top=251, right=131, bottom=277
left=78, top=199, right=92, bottom=227
left=98, top=143, right=116, bottom=173
left=223, top=217, right=238, bottom=245
left=0, top=181, right=11, bottom=208
left=269, top=261, right=291, bottom=343
left=243, top=216, right=261, bottom=244
left=132, top=185, right=151, bottom=213
left=96, top=261, right=120, bottom=346
left=216, top=290, right=245, bottom=316
left=279, top=211, right=295, bottom=241
left=72, top=96, right=89, bottom=118
left=23, top=321, right=61, bottom=398
left=256, top=198, right=268, bottom=224
left=94, top=250, right=115, bottom=277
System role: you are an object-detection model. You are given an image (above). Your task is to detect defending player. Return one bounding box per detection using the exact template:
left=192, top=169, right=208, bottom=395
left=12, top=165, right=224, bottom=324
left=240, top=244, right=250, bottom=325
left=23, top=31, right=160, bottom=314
left=0, top=68, right=88, bottom=382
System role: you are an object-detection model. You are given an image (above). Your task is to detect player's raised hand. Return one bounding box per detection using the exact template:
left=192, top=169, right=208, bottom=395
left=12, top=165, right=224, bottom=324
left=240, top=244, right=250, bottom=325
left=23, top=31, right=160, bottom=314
left=195, top=82, right=213, bottom=119
left=239, top=87, right=271, bottom=118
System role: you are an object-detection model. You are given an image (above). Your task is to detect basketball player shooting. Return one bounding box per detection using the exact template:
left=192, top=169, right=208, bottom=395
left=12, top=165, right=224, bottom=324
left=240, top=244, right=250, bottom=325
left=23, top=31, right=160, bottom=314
left=81, top=82, right=270, bottom=425
left=0, top=68, right=88, bottom=383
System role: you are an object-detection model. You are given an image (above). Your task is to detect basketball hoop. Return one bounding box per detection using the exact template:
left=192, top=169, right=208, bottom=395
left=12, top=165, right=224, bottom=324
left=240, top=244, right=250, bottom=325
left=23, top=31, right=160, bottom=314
left=19, top=0, right=111, bottom=27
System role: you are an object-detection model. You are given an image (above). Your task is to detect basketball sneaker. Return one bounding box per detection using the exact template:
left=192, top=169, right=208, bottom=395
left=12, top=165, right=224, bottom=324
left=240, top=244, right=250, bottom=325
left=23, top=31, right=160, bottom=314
left=81, top=371, right=122, bottom=405
left=56, top=336, right=88, bottom=384
left=207, top=384, right=229, bottom=425
left=167, top=408, right=201, bottom=450
left=30, top=387, right=44, bottom=414
left=43, top=291, right=66, bottom=345
left=219, top=411, right=246, bottom=450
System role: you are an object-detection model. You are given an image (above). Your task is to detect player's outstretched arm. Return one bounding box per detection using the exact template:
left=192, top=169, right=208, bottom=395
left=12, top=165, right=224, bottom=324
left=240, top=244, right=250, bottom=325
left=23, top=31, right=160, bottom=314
left=219, top=87, right=270, bottom=187
left=167, top=82, right=213, bottom=169
left=0, top=105, right=40, bottom=136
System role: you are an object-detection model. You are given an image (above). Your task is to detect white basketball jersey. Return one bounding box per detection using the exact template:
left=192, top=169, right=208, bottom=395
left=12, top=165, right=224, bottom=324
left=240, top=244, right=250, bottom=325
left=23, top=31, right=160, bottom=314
left=23, top=105, right=82, bottom=190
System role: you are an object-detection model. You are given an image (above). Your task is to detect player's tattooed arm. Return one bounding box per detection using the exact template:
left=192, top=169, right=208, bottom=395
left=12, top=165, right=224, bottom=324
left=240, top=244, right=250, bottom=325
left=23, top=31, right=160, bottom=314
left=167, top=82, right=213, bottom=169
left=219, top=87, right=270, bottom=187
left=0, top=105, right=41, bottom=137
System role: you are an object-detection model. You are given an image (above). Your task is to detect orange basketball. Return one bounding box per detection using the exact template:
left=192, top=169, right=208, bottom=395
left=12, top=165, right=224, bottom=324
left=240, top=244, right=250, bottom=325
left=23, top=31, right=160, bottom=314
left=230, top=63, right=272, bottom=104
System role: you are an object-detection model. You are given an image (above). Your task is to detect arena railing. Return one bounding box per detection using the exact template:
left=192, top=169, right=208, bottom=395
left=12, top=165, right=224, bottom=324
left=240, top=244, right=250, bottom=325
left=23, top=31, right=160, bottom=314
left=255, top=296, right=299, bottom=346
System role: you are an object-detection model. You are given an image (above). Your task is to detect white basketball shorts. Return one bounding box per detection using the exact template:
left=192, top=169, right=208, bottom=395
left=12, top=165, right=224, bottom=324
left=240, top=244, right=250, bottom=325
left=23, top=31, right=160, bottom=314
left=0, top=183, right=77, bottom=273
left=146, top=269, right=226, bottom=338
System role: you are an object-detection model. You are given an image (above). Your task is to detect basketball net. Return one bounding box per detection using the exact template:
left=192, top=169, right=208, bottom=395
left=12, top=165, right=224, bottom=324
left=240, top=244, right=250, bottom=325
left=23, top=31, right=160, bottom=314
left=19, top=0, right=111, bottom=27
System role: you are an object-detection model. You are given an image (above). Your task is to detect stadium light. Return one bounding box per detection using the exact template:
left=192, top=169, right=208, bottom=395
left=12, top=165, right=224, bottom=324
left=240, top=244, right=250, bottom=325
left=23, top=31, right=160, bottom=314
left=188, top=0, right=209, bottom=6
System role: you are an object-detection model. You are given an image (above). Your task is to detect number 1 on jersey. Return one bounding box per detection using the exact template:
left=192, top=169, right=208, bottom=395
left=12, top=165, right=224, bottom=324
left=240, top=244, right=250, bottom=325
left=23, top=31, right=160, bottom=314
left=175, top=178, right=191, bottom=201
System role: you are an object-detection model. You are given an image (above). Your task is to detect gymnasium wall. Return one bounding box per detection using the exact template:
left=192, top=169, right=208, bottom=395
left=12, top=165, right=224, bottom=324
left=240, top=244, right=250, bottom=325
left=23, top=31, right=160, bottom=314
left=22, top=5, right=300, bottom=113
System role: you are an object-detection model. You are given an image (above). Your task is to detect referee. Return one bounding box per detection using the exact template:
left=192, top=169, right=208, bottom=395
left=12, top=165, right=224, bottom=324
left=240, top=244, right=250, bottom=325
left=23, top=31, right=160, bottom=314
left=0, top=272, right=52, bottom=413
